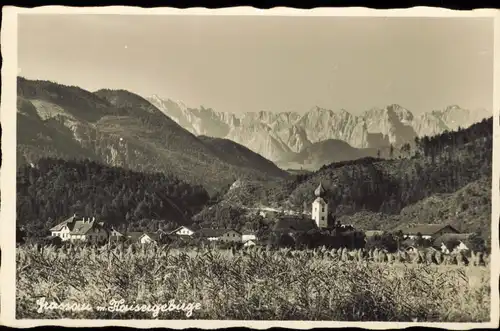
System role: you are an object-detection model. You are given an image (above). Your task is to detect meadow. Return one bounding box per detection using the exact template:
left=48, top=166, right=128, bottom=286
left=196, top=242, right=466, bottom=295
left=16, top=243, right=491, bottom=321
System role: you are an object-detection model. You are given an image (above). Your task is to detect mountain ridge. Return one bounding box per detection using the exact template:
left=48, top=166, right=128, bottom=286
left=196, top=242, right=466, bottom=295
left=148, top=95, right=491, bottom=166
left=16, top=77, right=289, bottom=194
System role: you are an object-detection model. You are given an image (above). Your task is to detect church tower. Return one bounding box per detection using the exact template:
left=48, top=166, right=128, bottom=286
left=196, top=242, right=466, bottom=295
left=312, top=182, right=328, bottom=228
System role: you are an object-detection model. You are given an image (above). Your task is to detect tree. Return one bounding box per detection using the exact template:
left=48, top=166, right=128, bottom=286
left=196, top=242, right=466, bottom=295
left=394, top=230, right=405, bottom=250
left=468, top=232, right=488, bottom=252
left=401, top=143, right=411, bottom=158
left=278, top=233, right=295, bottom=248
left=100, top=204, right=110, bottom=219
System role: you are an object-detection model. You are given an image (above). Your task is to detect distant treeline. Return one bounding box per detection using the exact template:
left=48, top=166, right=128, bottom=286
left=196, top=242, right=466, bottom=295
left=17, top=158, right=210, bottom=237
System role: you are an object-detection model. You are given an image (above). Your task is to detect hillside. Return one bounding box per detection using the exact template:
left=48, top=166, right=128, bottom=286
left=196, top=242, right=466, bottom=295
left=16, top=158, right=210, bottom=237
left=215, top=117, right=492, bottom=236
left=148, top=95, right=491, bottom=164
left=336, top=175, right=491, bottom=236
left=197, top=135, right=286, bottom=177
left=16, top=77, right=289, bottom=194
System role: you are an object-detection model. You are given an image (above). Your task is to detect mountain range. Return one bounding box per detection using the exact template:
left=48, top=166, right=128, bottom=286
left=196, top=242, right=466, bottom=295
left=14, top=77, right=493, bottom=244
left=16, top=77, right=289, bottom=195
left=147, top=95, right=490, bottom=169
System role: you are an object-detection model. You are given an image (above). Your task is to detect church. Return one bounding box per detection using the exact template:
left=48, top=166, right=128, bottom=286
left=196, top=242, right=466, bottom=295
left=311, top=182, right=329, bottom=228
left=274, top=182, right=335, bottom=233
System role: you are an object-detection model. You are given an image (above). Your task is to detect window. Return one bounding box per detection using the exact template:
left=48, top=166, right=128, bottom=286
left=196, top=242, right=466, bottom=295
left=322, top=207, right=325, bottom=212
left=321, top=216, right=324, bottom=220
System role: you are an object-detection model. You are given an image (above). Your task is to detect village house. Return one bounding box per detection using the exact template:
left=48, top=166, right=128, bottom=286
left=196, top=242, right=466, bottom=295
left=108, top=228, right=125, bottom=242
left=400, top=224, right=460, bottom=240
left=138, top=232, right=161, bottom=244
left=169, top=226, right=195, bottom=237
left=241, top=230, right=257, bottom=243
left=197, top=228, right=242, bottom=243
left=49, top=214, right=109, bottom=243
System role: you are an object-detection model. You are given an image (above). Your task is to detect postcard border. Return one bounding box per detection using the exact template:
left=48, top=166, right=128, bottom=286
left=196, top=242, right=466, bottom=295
left=1, top=5, right=499, bottom=329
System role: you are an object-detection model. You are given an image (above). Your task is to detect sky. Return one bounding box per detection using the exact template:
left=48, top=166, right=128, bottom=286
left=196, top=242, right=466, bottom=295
left=17, top=14, right=494, bottom=115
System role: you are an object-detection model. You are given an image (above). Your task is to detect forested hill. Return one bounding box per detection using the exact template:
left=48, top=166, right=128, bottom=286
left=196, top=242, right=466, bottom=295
left=16, top=77, right=289, bottom=195
left=17, top=158, right=210, bottom=237
left=219, top=117, right=492, bottom=234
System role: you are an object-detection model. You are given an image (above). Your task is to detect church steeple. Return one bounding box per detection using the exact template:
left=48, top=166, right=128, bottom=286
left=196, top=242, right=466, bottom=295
left=314, top=182, right=326, bottom=197
left=312, top=182, right=328, bottom=228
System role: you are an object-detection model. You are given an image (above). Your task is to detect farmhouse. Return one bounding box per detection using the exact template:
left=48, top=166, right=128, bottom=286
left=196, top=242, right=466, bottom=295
left=198, top=228, right=242, bottom=242
left=169, top=226, right=195, bottom=237
left=49, top=214, right=109, bottom=243
left=138, top=232, right=161, bottom=244
left=242, top=230, right=257, bottom=243
left=400, top=224, right=460, bottom=240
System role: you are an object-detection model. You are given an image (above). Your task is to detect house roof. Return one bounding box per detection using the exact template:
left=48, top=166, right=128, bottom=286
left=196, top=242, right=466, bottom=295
left=400, top=224, right=459, bottom=236
left=50, top=215, right=106, bottom=234
left=125, top=232, right=144, bottom=241
left=169, top=226, right=193, bottom=234
left=197, top=228, right=240, bottom=238
left=49, top=216, right=75, bottom=231
left=110, top=228, right=124, bottom=236
left=141, top=232, right=160, bottom=241
left=274, top=215, right=317, bottom=232
left=314, top=182, right=326, bottom=197
left=70, top=221, right=98, bottom=235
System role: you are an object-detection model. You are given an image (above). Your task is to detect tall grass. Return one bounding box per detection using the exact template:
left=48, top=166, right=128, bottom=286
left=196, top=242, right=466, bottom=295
left=16, top=244, right=490, bottom=321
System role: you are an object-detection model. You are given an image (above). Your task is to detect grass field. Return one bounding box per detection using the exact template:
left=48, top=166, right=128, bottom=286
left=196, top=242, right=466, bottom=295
left=16, top=244, right=491, bottom=321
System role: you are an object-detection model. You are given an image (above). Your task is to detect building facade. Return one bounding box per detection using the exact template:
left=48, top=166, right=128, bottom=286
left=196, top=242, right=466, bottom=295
left=312, top=182, right=329, bottom=228
left=50, top=215, right=109, bottom=243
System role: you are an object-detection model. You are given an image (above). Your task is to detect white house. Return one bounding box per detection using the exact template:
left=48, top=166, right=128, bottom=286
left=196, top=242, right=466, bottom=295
left=169, top=226, right=195, bottom=237
left=50, top=214, right=109, bottom=243
left=242, top=231, right=257, bottom=243
left=312, top=182, right=328, bottom=228
left=138, top=232, right=160, bottom=244
left=219, top=229, right=242, bottom=243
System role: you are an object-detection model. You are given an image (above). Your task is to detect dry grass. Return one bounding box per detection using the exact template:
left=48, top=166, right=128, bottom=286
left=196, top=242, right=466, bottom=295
left=16, top=244, right=490, bottom=321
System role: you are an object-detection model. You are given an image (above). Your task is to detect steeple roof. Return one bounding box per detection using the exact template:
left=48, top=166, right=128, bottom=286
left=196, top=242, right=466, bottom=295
left=314, top=182, right=326, bottom=197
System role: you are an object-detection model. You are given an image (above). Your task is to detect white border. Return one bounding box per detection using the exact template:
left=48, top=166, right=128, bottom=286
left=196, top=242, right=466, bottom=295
left=1, top=6, right=499, bottom=329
